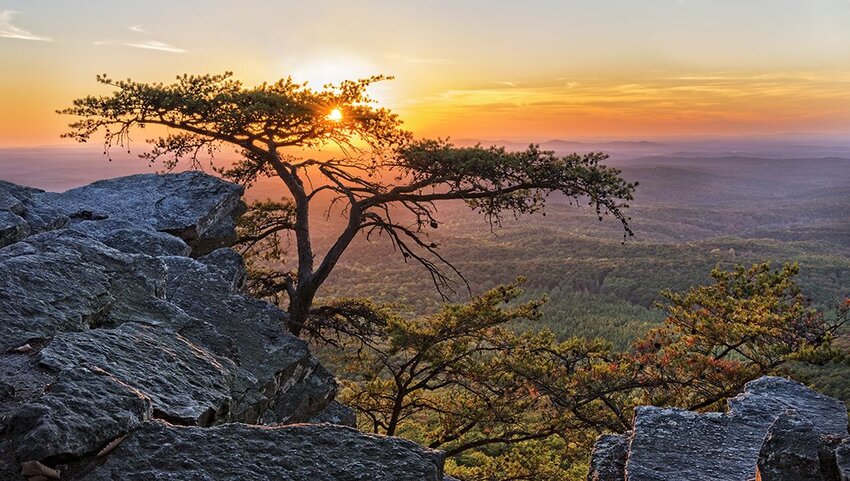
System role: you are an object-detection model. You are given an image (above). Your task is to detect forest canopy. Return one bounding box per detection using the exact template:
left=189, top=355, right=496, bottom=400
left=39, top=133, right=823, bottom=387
left=314, top=263, right=848, bottom=479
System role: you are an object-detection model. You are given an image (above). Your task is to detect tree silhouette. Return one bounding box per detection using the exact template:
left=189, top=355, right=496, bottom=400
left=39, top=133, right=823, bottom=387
left=61, top=73, right=636, bottom=335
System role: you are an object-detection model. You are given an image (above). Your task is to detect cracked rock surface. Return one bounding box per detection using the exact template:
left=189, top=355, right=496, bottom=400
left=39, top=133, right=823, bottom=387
left=37, top=171, right=246, bottom=255
left=80, top=421, right=444, bottom=481
left=588, top=376, right=850, bottom=481
left=0, top=171, right=443, bottom=481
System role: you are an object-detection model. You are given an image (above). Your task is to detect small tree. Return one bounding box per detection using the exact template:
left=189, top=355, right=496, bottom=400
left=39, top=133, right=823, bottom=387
left=318, top=263, right=847, bottom=480
left=61, top=73, right=636, bottom=334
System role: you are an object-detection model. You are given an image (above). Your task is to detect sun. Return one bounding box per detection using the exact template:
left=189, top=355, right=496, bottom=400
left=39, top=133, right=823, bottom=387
left=327, top=108, right=343, bottom=122
left=285, top=55, right=395, bottom=107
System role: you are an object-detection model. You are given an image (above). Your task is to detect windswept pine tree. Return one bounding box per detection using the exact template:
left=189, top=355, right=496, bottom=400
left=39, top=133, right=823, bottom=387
left=61, top=73, right=636, bottom=334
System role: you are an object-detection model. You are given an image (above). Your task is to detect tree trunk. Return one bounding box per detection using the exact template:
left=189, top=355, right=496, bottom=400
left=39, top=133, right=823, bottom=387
left=287, top=282, right=317, bottom=336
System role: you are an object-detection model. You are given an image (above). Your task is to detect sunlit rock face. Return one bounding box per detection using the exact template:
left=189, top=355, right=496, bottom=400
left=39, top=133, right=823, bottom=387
left=0, top=172, right=442, bottom=481
left=37, top=171, right=248, bottom=256
left=0, top=171, right=246, bottom=255
left=587, top=376, right=850, bottom=481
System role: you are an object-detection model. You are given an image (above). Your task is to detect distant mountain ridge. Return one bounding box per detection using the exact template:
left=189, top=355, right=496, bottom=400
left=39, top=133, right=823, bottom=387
left=451, top=137, right=850, bottom=160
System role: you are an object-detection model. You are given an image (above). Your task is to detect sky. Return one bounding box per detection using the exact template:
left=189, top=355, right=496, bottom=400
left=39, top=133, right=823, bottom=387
left=1, top=0, right=849, bottom=146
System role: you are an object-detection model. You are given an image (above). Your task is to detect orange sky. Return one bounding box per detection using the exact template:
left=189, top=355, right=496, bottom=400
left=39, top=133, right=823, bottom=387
left=1, top=1, right=849, bottom=146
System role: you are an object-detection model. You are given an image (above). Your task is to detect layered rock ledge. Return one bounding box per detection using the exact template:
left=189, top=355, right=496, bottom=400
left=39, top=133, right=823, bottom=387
left=588, top=376, right=850, bottom=481
left=0, top=172, right=444, bottom=481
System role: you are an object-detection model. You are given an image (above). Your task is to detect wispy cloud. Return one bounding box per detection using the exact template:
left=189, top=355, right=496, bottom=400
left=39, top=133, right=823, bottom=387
left=92, top=39, right=187, bottom=53
left=0, top=10, right=52, bottom=41
left=404, top=72, right=850, bottom=135
left=125, top=40, right=186, bottom=53
left=92, top=24, right=186, bottom=53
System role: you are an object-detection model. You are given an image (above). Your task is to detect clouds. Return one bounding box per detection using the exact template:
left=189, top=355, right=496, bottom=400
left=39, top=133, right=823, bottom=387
left=125, top=40, right=186, bottom=53
left=403, top=72, right=850, bottom=137
left=0, top=13, right=184, bottom=53
left=0, top=10, right=52, bottom=41
left=95, top=38, right=187, bottom=53
left=93, top=26, right=186, bottom=53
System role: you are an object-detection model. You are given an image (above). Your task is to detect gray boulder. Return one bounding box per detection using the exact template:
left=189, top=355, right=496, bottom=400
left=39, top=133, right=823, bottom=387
left=731, top=376, right=848, bottom=437
left=310, top=400, right=358, bottom=428
left=268, top=359, right=338, bottom=424
left=38, top=172, right=245, bottom=255
left=70, top=219, right=192, bottom=257
left=38, top=322, right=236, bottom=426
left=161, top=253, right=330, bottom=424
left=0, top=230, right=178, bottom=352
left=621, top=377, right=848, bottom=481
left=756, top=410, right=826, bottom=481
left=587, top=433, right=629, bottom=481
left=5, top=367, right=152, bottom=461
left=627, top=407, right=741, bottom=481
left=0, top=180, right=67, bottom=248
left=0, top=228, right=333, bottom=429
left=80, top=421, right=445, bottom=481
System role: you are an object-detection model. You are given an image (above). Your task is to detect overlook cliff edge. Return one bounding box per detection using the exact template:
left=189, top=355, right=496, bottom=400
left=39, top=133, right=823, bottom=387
left=0, top=172, right=444, bottom=480
left=0, top=171, right=847, bottom=481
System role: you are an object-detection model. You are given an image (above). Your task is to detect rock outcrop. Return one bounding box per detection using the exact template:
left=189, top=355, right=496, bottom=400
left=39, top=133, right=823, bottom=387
left=587, top=434, right=629, bottom=481
left=77, top=422, right=444, bottom=481
left=756, top=410, right=826, bottom=481
left=0, top=180, right=67, bottom=247
left=38, top=171, right=247, bottom=255
left=0, top=172, right=444, bottom=481
left=587, top=377, right=850, bottom=481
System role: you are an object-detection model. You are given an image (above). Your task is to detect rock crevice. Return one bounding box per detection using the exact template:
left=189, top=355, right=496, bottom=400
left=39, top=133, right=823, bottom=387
left=0, top=172, right=443, bottom=481
left=588, top=376, right=850, bottom=481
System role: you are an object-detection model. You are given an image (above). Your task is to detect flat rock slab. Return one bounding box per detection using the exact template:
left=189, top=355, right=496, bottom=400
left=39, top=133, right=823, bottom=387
left=70, top=219, right=192, bottom=257
left=0, top=230, right=172, bottom=351
left=6, top=367, right=152, bottom=461
left=38, top=323, right=236, bottom=426
left=624, top=377, right=848, bottom=481
left=730, top=376, right=848, bottom=437
left=39, top=172, right=245, bottom=255
left=80, top=421, right=445, bottom=481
